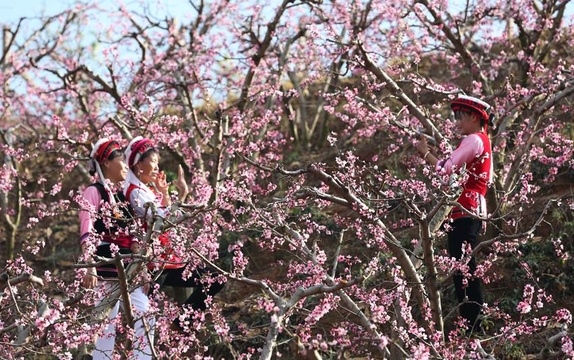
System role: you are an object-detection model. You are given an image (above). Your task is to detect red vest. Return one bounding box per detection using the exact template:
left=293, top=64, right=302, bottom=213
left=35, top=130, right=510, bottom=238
left=452, top=132, right=491, bottom=220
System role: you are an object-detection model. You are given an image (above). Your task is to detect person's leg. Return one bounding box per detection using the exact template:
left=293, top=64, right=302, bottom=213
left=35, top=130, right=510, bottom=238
left=461, top=233, right=484, bottom=332
left=162, top=266, right=224, bottom=310
left=92, top=282, right=120, bottom=360
left=447, top=218, right=483, bottom=332
left=130, top=286, right=155, bottom=359
left=182, top=275, right=225, bottom=311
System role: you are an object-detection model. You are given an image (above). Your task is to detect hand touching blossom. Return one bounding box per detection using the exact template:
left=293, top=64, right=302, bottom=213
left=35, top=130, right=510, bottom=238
left=416, top=136, right=438, bottom=166
left=416, top=136, right=429, bottom=156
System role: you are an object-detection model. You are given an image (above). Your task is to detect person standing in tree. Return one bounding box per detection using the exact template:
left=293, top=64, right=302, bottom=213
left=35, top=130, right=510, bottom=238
left=417, top=95, right=494, bottom=335
left=123, top=136, right=224, bottom=328
left=79, top=138, right=154, bottom=359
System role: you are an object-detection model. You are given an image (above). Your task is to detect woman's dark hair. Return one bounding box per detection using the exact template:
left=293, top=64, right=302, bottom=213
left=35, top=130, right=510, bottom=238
left=484, top=113, right=495, bottom=128
left=456, top=109, right=495, bottom=130
left=88, top=149, right=124, bottom=176
left=108, top=149, right=123, bottom=161
left=137, top=148, right=158, bottom=164
left=453, top=110, right=467, bottom=119
left=478, top=114, right=495, bottom=133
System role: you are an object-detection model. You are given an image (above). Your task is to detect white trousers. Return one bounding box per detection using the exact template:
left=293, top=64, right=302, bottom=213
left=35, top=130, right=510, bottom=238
left=92, top=282, right=155, bottom=360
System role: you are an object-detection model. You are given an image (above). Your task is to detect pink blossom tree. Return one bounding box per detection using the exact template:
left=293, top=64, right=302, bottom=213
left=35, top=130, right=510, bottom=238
left=1, top=0, right=573, bottom=358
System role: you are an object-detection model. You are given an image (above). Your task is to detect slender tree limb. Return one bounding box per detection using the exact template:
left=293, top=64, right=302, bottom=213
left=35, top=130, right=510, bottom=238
left=356, top=41, right=444, bottom=143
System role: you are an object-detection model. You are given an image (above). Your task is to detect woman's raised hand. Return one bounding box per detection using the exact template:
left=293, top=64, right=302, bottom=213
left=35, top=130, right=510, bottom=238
left=174, top=164, right=189, bottom=201
left=156, top=171, right=169, bottom=194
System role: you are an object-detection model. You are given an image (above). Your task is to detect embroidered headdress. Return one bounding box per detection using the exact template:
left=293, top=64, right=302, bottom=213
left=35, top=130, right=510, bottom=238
left=124, top=136, right=155, bottom=169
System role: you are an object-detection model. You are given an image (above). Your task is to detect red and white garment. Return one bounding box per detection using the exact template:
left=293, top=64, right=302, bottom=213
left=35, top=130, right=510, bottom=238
left=124, top=168, right=184, bottom=270
left=436, top=132, right=492, bottom=220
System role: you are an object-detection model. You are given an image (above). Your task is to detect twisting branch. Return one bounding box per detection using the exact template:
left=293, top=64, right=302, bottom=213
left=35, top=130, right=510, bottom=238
left=403, top=198, right=445, bottom=337
left=243, top=154, right=433, bottom=324
left=412, top=0, right=492, bottom=93
left=237, top=156, right=433, bottom=355
left=237, top=0, right=297, bottom=111
left=275, top=217, right=391, bottom=359
left=472, top=199, right=558, bottom=255
left=306, top=164, right=429, bottom=315
left=438, top=199, right=559, bottom=289
left=107, top=115, right=134, bottom=140
left=0, top=128, right=23, bottom=261
left=538, top=325, right=569, bottom=359
left=0, top=272, right=45, bottom=288
left=356, top=41, right=444, bottom=144
left=114, top=257, right=135, bottom=329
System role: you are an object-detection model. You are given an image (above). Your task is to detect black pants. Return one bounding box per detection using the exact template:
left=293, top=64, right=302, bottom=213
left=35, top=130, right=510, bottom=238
left=157, top=265, right=224, bottom=311
left=447, top=217, right=483, bottom=332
